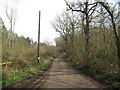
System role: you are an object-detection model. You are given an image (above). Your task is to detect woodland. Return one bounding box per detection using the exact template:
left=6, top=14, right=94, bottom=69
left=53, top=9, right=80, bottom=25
left=53, top=0, right=120, bottom=88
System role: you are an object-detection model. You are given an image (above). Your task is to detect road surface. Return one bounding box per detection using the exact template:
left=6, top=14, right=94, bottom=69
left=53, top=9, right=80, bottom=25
left=41, top=54, right=105, bottom=88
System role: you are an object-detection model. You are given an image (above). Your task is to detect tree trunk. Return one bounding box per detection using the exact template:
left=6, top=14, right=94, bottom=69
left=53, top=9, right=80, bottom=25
left=116, top=37, right=120, bottom=62
left=111, top=18, right=120, bottom=66
left=84, top=2, right=90, bottom=62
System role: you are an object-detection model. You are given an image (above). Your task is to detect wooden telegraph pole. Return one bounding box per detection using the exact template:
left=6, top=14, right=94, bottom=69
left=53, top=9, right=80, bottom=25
left=37, top=11, right=41, bottom=63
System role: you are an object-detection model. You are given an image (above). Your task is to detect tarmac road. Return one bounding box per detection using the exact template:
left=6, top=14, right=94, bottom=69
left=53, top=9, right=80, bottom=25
left=41, top=54, right=105, bottom=88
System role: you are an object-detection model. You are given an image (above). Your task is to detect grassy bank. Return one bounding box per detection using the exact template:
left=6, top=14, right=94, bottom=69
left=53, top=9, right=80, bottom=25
left=2, top=55, right=56, bottom=87
left=2, top=45, right=60, bottom=88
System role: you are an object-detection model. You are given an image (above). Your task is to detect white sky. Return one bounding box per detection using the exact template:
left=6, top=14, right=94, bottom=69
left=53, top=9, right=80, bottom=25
left=0, top=0, right=66, bottom=44
left=0, top=0, right=115, bottom=44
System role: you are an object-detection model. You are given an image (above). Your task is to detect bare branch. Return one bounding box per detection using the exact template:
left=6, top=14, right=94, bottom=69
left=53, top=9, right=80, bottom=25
left=88, top=2, right=98, bottom=14
left=88, top=7, right=96, bottom=16
left=5, top=5, right=17, bottom=32
left=65, top=0, right=85, bottom=13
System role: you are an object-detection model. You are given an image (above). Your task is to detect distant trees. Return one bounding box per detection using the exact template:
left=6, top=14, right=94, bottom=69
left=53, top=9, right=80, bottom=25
left=52, top=11, right=80, bottom=57
left=55, top=37, right=65, bottom=47
left=0, top=17, right=33, bottom=62
left=5, top=5, right=17, bottom=51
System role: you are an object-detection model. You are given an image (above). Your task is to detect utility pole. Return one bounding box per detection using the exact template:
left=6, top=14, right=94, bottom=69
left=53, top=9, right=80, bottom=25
left=37, top=11, right=41, bottom=63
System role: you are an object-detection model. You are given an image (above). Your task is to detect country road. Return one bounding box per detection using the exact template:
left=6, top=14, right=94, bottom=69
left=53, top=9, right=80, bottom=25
left=41, top=54, right=105, bottom=88
left=8, top=54, right=106, bottom=88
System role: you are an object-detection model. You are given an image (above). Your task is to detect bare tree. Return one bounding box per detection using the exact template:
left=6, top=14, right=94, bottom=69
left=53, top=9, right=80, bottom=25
left=5, top=5, right=17, bottom=50
left=5, top=5, right=17, bottom=32
left=98, top=1, right=120, bottom=66
left=65, top=0, right=98, bottom=62
left=52, top=11, right=79, bottom=54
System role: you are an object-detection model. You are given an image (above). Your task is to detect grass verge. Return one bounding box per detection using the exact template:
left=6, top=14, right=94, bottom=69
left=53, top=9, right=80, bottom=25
left=2, top=56, right=55, bottom=87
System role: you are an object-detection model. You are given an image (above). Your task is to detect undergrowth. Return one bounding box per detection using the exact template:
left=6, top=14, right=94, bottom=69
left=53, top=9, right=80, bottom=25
left=64, top=54, right=120, bottom=88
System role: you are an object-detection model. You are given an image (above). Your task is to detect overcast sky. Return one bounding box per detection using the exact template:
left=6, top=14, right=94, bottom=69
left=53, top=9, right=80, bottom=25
left=0, top=0, right=114, bottom=44
left=0, top=0, right=67, bottom=44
